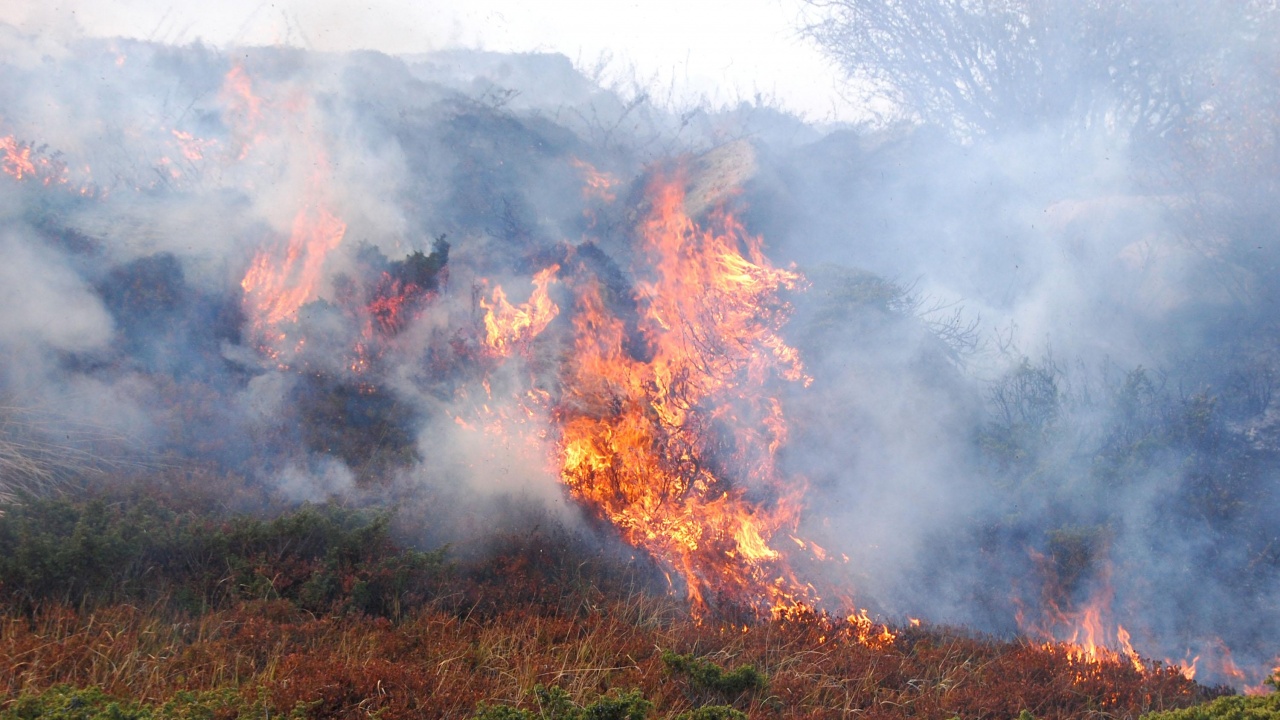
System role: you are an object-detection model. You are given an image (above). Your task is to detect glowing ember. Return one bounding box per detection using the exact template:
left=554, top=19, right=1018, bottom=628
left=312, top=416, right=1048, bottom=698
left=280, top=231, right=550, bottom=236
left=367, top=274, right=421, bottom=336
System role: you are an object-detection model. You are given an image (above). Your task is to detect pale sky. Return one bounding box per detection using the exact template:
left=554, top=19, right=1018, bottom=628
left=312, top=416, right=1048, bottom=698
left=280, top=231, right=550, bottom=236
left=5, top=0, right=853, bottom=121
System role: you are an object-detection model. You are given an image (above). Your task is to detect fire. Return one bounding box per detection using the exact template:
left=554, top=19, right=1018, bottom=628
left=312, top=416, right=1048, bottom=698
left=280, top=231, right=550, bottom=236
left=1, top=136, right=38, bottom=180
left=475, top=168, right=825, bottom=617
left=481, top=264, right=561, bottom=354
left=221, top=64, right=265, bottom=159
left=1, top=134, right=97, bottom=195
left=471, top=162, right=892, bottom=634
left=551, top=170, right=814, bottom=617
left=571, top=157, right=619, bottom=203
left=0, top=135, right=72, bottom=186
left=1166, top=652, right=1200, bottom=681
left=1017, top=554, right=1152, bottom=675
left=367, top=274, right=420, bottom=337
left=171, top=130, right=216, bottom=162
left=241, top=202, right=347, bottom=350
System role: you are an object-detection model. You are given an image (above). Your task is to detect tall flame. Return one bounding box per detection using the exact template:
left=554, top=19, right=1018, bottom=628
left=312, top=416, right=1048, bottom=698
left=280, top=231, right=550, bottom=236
left=221, top=64, right=265, bottom=160
left=241, top=202, right=347, bottom=349
left=552, top=171, right=812, bottom=616
left=469, top=165, right=893, bottom=635
left=481, top=264, right=561, bottom=355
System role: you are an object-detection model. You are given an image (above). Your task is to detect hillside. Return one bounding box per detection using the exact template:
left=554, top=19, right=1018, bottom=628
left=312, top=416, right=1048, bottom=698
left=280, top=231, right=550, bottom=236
left=2, top=8, right=1280, bottom=716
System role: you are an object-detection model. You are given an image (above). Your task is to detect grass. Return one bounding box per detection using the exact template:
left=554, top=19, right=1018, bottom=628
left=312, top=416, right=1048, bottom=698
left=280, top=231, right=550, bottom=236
left=0, top=595, right=1217, bottom=719
left=0, top=475, right=1243, bottom=719
left=0, top=400, right=138, bottom=506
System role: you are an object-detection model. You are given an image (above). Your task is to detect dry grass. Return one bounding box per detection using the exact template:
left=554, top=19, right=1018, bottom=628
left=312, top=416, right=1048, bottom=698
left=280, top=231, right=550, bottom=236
left=0, top=399, right=138, bottom=505
left=0, top=479, right=1220, bottom=719
left=0, top=593, right=1209, bottom=720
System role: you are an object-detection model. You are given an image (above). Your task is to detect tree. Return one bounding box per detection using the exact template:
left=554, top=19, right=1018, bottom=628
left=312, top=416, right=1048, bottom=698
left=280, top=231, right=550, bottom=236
left=801, top=0, right=1273, bottom=146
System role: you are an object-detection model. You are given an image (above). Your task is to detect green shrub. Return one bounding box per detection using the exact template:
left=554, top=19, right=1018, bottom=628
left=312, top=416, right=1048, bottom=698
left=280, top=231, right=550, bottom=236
left=1141, top=691, right=1280, bottom=719
left=661, top=651, right=767, bottom=696
left=0, top=496, right=446, bottom=617
left=471, top=685, right=651, bottom=720
left=674, top=706, right=748, bottom=720
left=0, top=685, right=283, bottom=720
left=1, top=685, right=149, bottom=720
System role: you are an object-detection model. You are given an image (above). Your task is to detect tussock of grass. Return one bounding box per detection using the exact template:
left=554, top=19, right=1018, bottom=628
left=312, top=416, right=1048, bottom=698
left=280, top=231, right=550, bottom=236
left=0, top=400, right=137, bottom=505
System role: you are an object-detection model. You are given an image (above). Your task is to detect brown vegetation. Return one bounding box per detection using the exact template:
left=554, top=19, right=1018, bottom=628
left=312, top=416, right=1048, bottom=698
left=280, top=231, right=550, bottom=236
left=0, top=478, right=1215, bottom=720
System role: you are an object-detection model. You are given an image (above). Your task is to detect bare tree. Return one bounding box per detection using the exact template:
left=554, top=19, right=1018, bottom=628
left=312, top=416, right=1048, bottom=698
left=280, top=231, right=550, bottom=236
left=802, top=0, right=1269, bottom=144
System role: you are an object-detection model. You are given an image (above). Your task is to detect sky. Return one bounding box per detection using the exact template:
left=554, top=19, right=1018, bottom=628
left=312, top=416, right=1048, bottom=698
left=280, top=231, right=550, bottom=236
left=4, top=0, right=852, bottom=120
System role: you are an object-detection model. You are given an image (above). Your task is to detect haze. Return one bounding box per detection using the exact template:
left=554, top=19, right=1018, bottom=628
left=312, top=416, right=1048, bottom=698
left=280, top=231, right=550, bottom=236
left=5, top=0, right=850, bottom=120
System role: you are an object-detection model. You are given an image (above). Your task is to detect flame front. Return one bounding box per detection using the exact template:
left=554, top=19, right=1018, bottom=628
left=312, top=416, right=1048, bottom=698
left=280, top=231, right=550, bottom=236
left=552, top=172, right=812, bottom=616
left=481, top=264, right=561, bottom=355
left=241, top=202, right=346, bottom=350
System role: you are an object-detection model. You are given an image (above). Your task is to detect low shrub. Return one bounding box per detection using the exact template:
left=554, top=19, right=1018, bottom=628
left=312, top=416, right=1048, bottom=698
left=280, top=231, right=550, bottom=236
left=661, top=651, right=767, bottom=696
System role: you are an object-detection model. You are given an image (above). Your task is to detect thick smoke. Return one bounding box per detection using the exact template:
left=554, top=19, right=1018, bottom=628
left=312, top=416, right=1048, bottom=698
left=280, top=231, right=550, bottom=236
left=1, top=0, right=1277, bottom=688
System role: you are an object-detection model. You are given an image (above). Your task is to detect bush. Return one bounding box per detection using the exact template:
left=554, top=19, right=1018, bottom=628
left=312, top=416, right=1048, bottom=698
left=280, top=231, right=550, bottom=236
left=471, top=685, right=652, bottom=720
left=0, top=495, right=446, bottom=617
left=1, top=685, right=148, bottom=720
left=661, top=650, right=768, bottom=695
left=674, top=707, right=748, bottom=720
left=1141, top=691, right=1280, bottom=720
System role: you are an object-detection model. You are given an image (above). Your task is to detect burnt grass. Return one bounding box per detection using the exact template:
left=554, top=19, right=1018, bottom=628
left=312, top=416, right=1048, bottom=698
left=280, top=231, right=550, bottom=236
left=0, top=474, right=1228, bottom=720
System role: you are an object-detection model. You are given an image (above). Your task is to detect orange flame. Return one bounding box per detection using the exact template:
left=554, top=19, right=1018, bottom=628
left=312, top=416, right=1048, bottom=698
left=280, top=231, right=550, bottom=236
left=221, top=64, right=265, bottom=159
left=1017, top=556, right=1155, bottom=676
left=481, top=264, right=561, bottom=354
left=0, top=136, right=38, bottom=180
left=1164, top=651, right=1200, bottom=681
left=241, top=202, right=346, bottom=349
left=552, top=171, right=812, bottom=617
left=172, top=129, right=216, bottom=162
left=1, top=134, right=96, bottom=195
left=467, top=164, right=890, bottom=637
left=367, top=274, right=422, bottom=337
left=571, top=157, right=619, bottom=203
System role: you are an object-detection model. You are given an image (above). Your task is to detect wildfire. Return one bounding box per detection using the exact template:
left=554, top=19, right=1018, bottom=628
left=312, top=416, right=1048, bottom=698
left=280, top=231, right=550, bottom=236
left=172, top=129, right=216, bottom=162
left=0, top=135, right=76, bottom=187
left=481, top=264, right=561, bottom=355
left=221, top=64, right=265, bottom=159
left=1, top=134, right=99, bottom=196
left=478, top=166, right=828, bottom=619
left=241, top=202, right=347, bottom=351
left=571, top=157, right=619, bottom=203
left=1, top=136, right=38, bottom=180
left=558, top=173, right=813, bottom=615
left=1014, top=553, right=1210, bottom=682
